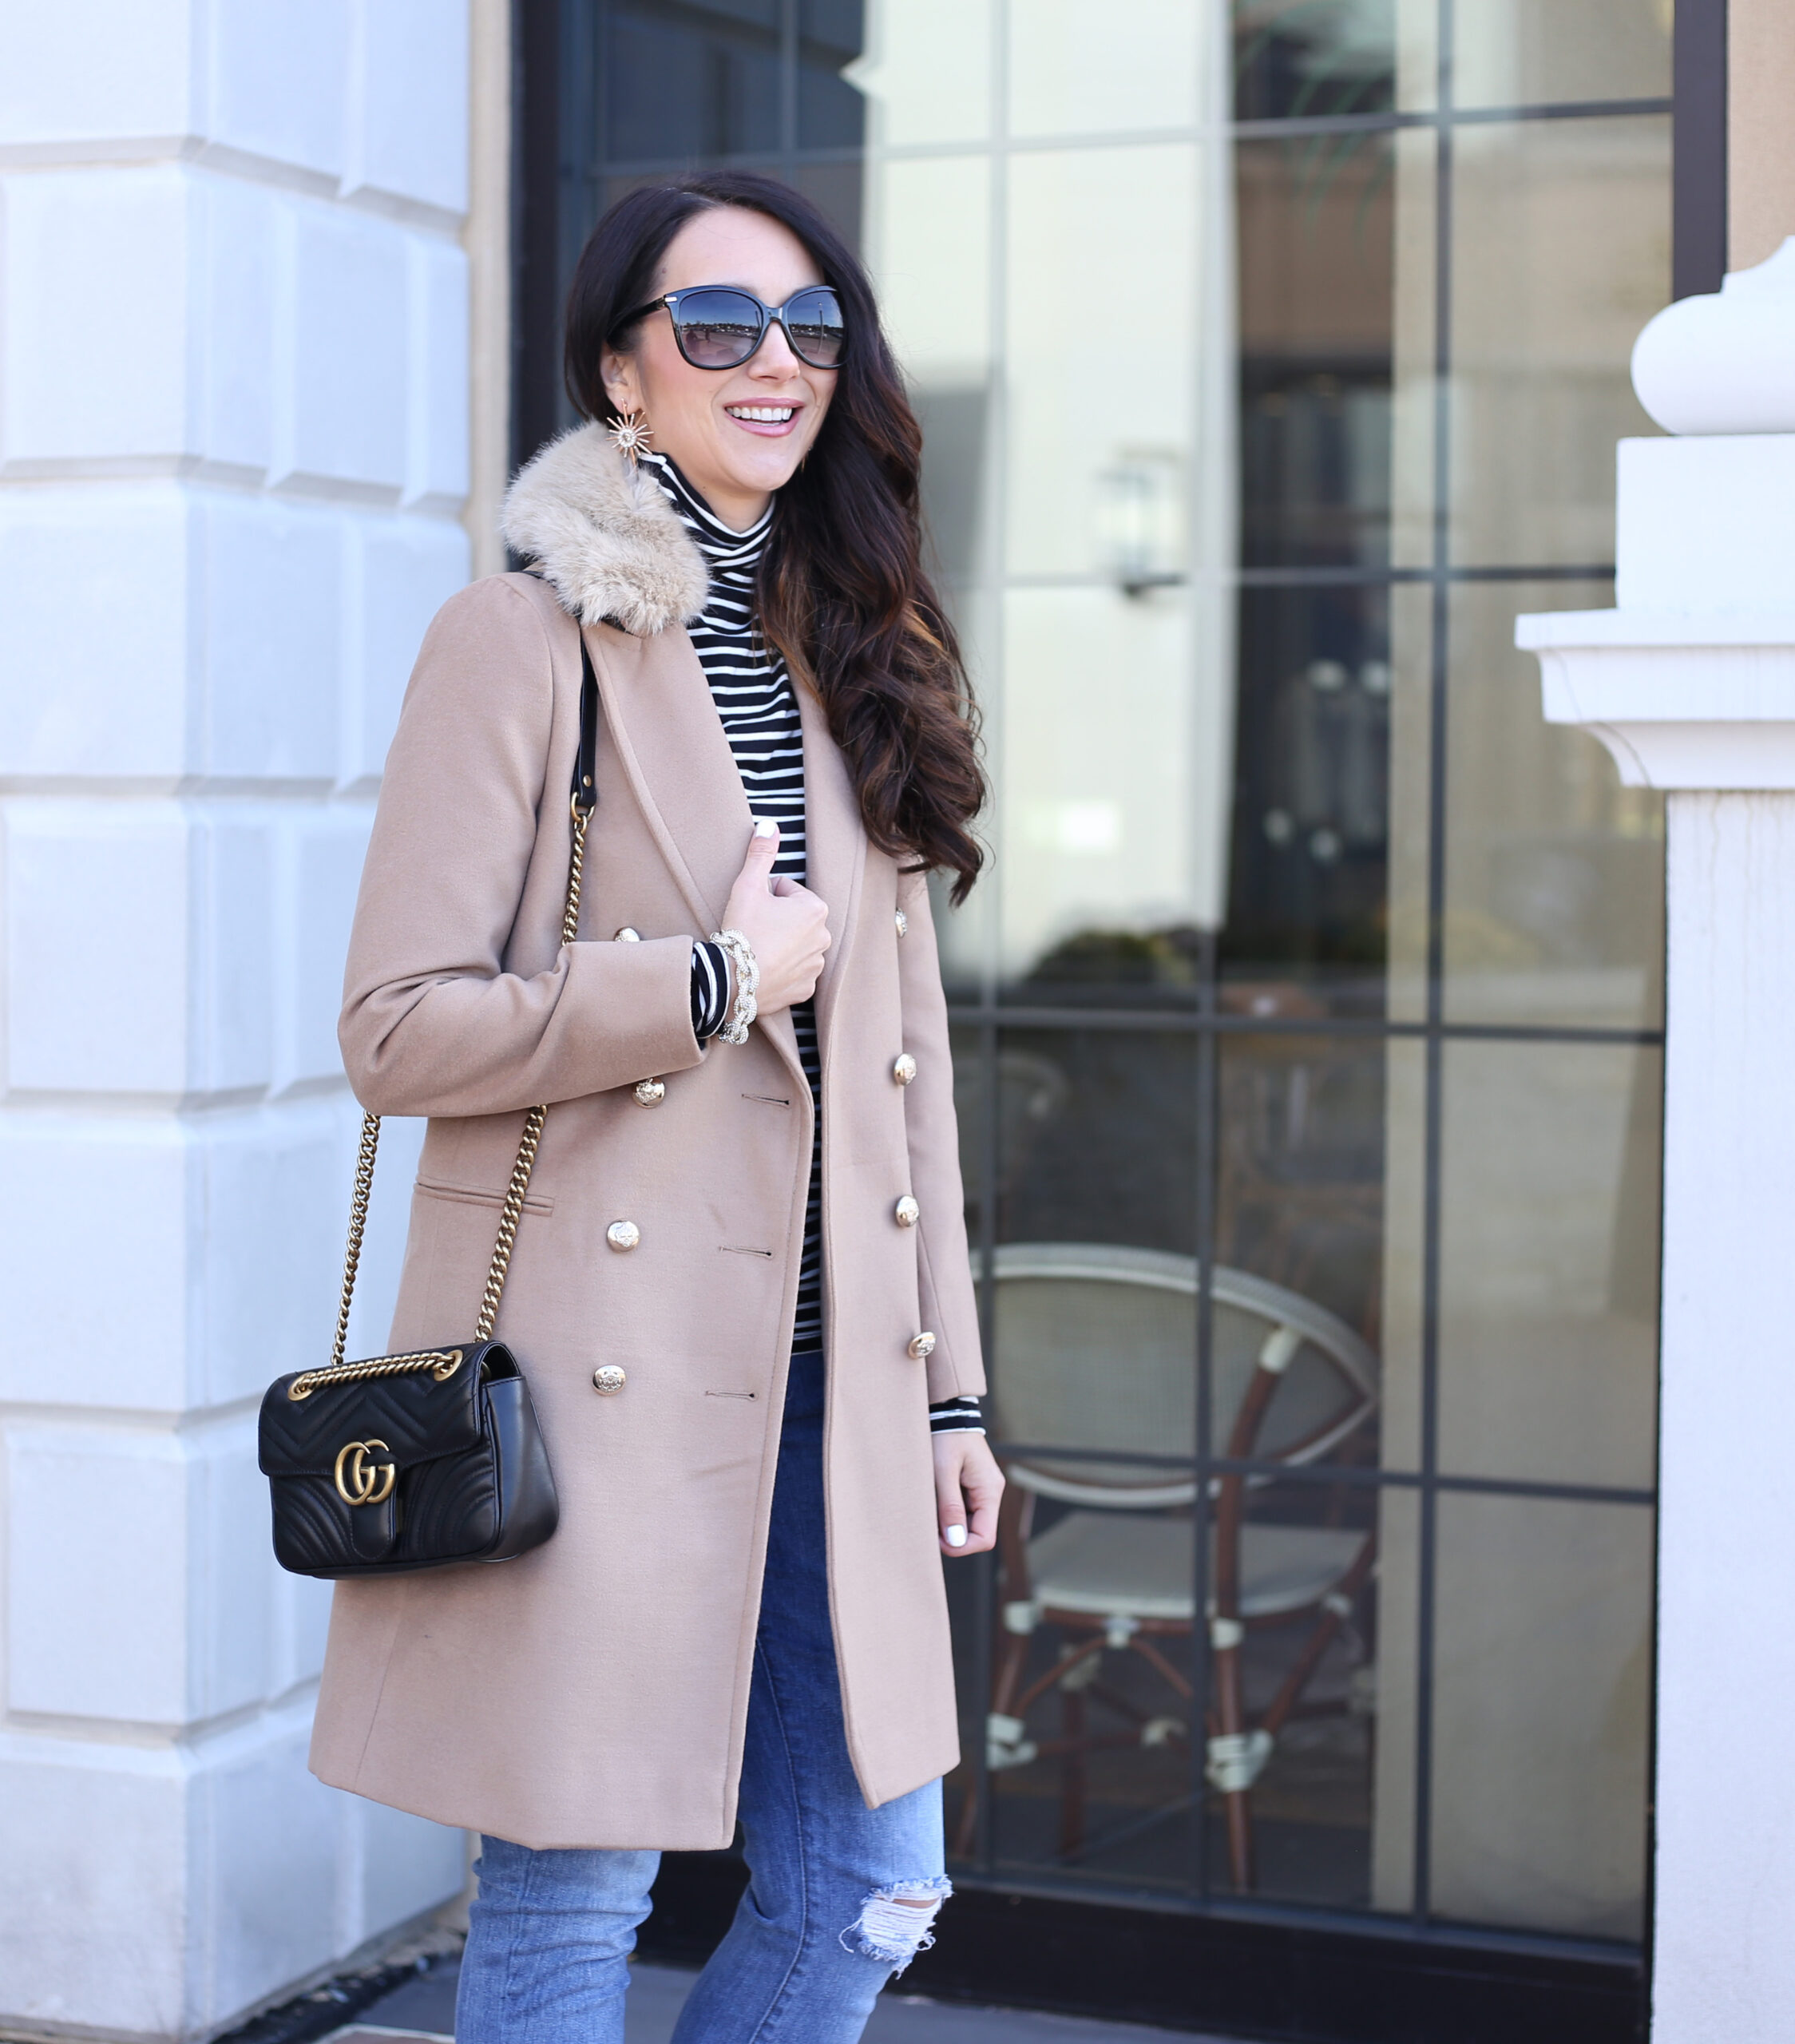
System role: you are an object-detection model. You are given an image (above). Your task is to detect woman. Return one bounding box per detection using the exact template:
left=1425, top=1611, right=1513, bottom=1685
left=309, top=171, right=1003, bottom=2041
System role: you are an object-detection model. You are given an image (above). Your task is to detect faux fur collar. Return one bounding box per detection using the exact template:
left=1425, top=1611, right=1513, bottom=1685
left=500, top=423, right=710, bottom=636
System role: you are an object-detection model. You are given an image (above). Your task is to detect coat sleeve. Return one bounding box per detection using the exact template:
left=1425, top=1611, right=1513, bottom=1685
left=339, top=577, right=706, bottom=1118
left=897, top=869, right=988, bottom=1403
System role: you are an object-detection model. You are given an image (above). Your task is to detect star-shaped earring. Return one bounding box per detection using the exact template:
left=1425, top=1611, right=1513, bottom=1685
left=608, top=410, right=652, bottom=465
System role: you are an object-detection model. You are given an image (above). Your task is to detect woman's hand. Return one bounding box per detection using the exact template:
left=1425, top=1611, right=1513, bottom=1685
left=933, top=1432, right=1004, bottom=1556
left=720, top=821, right=831, bottom=1015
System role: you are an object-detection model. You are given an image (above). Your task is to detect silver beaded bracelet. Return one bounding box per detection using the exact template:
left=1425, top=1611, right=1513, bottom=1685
left=709, top=929, right=759, bottom=1044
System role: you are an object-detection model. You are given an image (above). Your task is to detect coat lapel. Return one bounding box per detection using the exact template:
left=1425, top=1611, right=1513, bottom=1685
left=584, top=618, right=808, bottom=1086
left=798, top=679, right=866, bottom=1060
left=584, top=620, right=746, bottom=936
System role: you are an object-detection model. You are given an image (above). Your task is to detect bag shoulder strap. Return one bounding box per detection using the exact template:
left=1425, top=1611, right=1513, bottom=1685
left=327, top=639, right=600, bottom=1370
left=575, top=634, right=599, bottom=817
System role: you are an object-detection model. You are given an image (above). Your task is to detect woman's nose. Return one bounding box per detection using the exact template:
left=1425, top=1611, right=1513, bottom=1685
left=751, top=323, right=802, bottom=377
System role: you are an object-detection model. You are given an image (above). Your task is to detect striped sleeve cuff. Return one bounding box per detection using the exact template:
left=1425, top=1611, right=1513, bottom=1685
left=691, top=940, right=731, bottom=1040
left=928, top=1396, right=985, bottom=1436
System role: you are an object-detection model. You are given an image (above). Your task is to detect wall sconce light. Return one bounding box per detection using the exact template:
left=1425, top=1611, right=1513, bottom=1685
left=1097, top=449, right=1187, bottom=596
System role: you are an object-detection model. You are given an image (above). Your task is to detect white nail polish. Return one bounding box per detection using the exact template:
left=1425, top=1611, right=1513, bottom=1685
left=945, top=1525, right=967, bottom=1548
left=753, top=818, right=777, bottom=838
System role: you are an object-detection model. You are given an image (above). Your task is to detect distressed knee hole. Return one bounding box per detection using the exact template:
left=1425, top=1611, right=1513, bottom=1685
left=839, top=1877, right=953, bottom=1972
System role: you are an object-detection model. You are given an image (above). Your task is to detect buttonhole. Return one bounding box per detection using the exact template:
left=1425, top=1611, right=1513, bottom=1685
left=743, top=1093, right=792, bottom=1107
left=720, top=1245, right=775, bottom=1258
left=705, top=1389, right=759, bottom=1400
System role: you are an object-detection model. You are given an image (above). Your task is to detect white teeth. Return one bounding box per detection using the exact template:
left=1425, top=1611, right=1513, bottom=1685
left=727, top=406, right=794, bottom=422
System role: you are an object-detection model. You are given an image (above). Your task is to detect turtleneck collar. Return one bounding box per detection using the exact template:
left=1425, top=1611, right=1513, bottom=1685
left=638, top=450, right=775, bottom=572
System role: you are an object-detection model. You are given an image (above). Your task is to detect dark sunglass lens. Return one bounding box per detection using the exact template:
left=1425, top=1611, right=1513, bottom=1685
left=785, top=289, right=846, bottom=366
left=672, top=289, right=762, bottom=367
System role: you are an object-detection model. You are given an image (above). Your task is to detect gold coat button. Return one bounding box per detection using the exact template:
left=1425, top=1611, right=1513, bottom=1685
left=634, top=1078, right=665, bottom=1106
left=894, top=1195, right=920, bottom=1228
left=892, top=1053, right=917, bottom=1086
left=894, top=909, right=909, bottom=937
left=592, top=1365, right=627, bottom=1395
left=615, top=926, right=641, bottom=942
left=908, top=1332, right=937, bottom=1361
left=607, top=1220, right=641, bottom=1251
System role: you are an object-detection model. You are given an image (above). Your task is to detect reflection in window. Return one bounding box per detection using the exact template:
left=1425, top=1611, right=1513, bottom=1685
left=1237, top=127, right=1396, bottom=570
left=1233, top=0, right=1399, bottom=121
left=1445, top=117, right=1670, bottom=568
left=851, top=0, right=1666, bottom=1936
left=596, top=0, right=868, bottom=164
left=964, top=1245, right=1380, bottom=1897
left=1229, top=588, right=1391, bottom=977
left=604, top=9, right=783, bottom=164
left=1221, top=1032, right=1385, bottom=1342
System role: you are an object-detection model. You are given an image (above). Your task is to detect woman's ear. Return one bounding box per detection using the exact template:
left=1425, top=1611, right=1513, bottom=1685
left=600, top=346, right=643, bottom=418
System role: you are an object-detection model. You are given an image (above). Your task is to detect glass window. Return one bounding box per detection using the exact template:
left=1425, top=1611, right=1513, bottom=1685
left=549, top=0, right=1671, bottom=1958
left=1441, top=581, right=1665, bottom=1029
left=1433, top=1039, right=1661, bottom=1491
left=1452, top=0, right=1672, bottom=111
left=1376, top=1492, right=1653, bottom=1937
left=1229, top=585, right=1392, bottom=990
left=1232, top=0, right=1409, bottom=120
left=1448, top=117, right=1671, bottom=568
left=1238, top=131, right=1399, bottom=571
left=604, top=6, right=783, bottom=164
left=798, top=0, right=869, bottom=149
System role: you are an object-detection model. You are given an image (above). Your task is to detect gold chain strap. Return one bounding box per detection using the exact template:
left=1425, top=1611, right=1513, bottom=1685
left=475, top=1103, right=546, bottom=1341
left=307, top=796, right=594, bottom=1395
left=561, top=789, right=588, bottom=953
left=289, top=1345, right=463, bottom=1403
left=330, top=1109, right=382, bottom=1372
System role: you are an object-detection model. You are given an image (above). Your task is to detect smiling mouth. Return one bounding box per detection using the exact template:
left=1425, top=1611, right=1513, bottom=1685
left=726, top=405, right=797, bottom=424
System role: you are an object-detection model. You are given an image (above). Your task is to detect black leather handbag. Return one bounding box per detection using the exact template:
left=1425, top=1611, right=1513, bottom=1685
left=257, top=649, right=599, bottom=1579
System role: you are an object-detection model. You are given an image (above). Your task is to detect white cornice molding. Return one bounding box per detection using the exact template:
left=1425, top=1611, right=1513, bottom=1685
left=1522, top=238, right=1795, bottom=790
left=1516, top=611, right=1795, bottom=789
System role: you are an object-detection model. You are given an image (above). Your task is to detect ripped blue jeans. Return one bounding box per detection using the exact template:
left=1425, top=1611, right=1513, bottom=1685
left=456, top=1349, right=950, bottom=2043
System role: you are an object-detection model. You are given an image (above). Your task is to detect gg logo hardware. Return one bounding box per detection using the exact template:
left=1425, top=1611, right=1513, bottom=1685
left=333, top=1439, right=398, bottom=1507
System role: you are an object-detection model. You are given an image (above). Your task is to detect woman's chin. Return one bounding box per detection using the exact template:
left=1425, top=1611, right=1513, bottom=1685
left=713, top=440, right=811, bottom=498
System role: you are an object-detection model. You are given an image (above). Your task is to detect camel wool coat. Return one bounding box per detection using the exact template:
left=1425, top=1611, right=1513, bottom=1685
left=307, top=426, right=984, bottom=1848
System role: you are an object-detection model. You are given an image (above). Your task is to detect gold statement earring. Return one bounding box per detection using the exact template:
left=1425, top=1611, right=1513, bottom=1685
left=608, top=410, right=652, bottom=465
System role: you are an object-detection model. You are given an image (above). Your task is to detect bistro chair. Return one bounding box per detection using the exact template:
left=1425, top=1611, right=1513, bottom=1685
left=957, top=1242, right=1379, bottom=1890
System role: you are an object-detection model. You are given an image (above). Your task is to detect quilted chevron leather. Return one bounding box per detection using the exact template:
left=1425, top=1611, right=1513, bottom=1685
left=259, top=1345, right=493, bottom=1474
left=259, top=1341, right=558, bottom=1579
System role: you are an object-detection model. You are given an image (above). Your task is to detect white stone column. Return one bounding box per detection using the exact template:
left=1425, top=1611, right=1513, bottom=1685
left=0, top=6, right=474, bottom=2036
left=1518, top=239, right=1795, bottom=2044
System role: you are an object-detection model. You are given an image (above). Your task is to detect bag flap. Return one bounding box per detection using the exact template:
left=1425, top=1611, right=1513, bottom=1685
left=258, top=1341, right=513, bottom=1476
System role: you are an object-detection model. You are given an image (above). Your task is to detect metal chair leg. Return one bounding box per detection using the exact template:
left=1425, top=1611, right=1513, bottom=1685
left=1058, top=1681, right=1088, bottom=1857
left=1213, top=1636, right=1257, bottom=1891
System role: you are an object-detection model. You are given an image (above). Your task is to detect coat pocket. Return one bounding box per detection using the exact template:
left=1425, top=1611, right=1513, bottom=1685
left=414, top=1174, right=556, bottom=1218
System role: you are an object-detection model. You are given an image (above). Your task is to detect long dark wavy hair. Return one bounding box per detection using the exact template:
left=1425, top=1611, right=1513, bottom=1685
left=563, top=172, right=985, bottom=904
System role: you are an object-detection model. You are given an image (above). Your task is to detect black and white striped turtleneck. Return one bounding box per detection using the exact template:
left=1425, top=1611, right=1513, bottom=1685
left=644, top=452, right=981, bottom=1437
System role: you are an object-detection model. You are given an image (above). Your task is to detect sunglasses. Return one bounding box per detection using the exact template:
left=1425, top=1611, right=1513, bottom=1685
left=616, top=284, right=847, bottom=371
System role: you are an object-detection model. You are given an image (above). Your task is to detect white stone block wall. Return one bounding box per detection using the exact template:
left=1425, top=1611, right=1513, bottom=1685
left=0, top=5, right=474, bottom=2036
